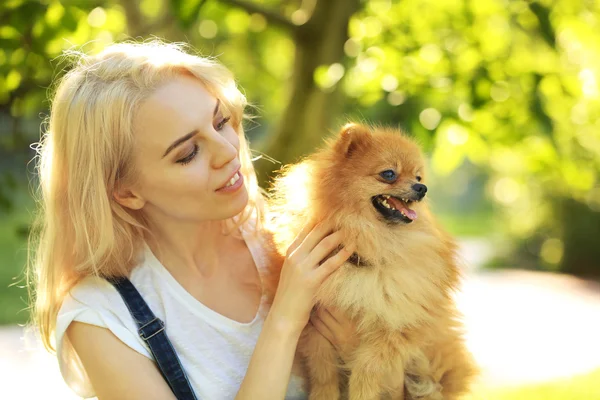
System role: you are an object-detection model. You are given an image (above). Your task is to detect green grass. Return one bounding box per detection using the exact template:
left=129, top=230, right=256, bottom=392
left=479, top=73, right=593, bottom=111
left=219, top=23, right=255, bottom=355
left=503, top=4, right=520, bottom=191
left=466, top=369, right=600, bottom=400
left=0, top=192, right=34, bottom=325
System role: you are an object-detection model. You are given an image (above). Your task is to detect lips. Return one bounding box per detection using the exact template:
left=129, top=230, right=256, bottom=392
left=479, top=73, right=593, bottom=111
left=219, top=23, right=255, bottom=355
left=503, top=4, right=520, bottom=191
left=223, top=171, right=241, bottom=188
left=216, top=167, right=242, bottom=191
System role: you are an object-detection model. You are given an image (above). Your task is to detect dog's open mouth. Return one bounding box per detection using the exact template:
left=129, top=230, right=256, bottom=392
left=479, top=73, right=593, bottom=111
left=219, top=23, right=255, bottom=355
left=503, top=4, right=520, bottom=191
left=372, top=194, right=417, bottom=223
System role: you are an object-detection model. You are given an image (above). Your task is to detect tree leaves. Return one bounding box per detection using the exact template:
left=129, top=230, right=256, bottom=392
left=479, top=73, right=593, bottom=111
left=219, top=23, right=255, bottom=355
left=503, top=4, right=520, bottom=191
left=170, top=0, right=207, bottom=29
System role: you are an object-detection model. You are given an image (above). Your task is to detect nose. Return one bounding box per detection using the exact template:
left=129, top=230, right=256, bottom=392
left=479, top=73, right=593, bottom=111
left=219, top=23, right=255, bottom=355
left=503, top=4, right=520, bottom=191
left=412, top=183, right=428, bottom=199
left=209, top=134, right=238, bottom=169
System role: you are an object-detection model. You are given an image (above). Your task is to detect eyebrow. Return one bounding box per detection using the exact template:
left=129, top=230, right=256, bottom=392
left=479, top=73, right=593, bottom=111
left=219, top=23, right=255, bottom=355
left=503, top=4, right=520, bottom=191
left=162, top=99, right=221, bottom=158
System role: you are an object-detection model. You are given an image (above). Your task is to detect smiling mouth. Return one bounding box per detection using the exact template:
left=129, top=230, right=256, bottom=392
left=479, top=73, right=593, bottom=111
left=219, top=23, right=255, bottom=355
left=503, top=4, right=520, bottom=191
left=371, top=194, right=418, bottom=223
left=223, top=171, right=241, bottom=188
left=216, top=169, right=243, bottom=192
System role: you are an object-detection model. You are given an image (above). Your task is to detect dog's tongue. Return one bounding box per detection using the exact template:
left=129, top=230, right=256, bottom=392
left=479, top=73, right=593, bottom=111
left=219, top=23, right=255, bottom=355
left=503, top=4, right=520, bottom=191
left=387, top=197, right=418, bottom=220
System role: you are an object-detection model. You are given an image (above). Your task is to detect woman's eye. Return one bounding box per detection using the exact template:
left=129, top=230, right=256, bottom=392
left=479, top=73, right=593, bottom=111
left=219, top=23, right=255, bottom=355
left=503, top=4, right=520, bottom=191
left=177, top=144, right=199, bottom=165
left=379, top=169, right=397, bottom=182
left=416, top=176, right=422, bottom=182
left=215, top=116, right=231, bottom=131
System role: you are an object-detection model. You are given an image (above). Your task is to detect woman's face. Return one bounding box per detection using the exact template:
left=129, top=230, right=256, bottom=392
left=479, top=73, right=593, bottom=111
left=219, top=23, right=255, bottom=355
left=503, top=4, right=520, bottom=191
left=123, top=74, right=249, bottom=223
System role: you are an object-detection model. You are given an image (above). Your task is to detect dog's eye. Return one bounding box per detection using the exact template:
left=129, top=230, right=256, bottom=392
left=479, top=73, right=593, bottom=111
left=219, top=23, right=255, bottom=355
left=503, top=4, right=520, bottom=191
left=416, top=176, right=422, bottom=182
left=379, top=170, right=397, bottom=182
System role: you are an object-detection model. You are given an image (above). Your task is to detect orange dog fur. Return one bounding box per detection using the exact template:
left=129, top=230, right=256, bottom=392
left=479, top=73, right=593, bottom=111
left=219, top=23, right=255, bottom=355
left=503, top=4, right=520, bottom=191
left=262, top=123, right=477, bottom=400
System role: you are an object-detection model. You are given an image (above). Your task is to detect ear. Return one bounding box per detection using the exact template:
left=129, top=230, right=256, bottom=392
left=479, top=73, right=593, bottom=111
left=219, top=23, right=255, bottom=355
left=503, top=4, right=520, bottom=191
left=335, top=123, right=372, bottom=157
left=113, top=185, right=146, bottom=211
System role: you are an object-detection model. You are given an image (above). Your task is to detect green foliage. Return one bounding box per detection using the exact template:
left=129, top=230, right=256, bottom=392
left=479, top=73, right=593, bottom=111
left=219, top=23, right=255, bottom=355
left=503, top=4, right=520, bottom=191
left=171, top=0, right=207, bottom=28
left=338, top=0, right=600, bottom=272
left=0, top=188, right=32, bottom=325
left=0, top=0, right=598, bottom=285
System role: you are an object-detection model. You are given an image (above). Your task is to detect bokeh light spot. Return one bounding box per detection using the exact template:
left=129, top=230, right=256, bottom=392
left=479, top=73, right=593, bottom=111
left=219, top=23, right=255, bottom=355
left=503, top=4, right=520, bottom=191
left=490, top=81, right=510, bottom=102
left=249, top=14, right=267, bottom=32
left=291, top=9, right=309, bottom=25
left=419, top=44, right=443, bottom=64
left=494, top=177, right=521, bottom=204
left=447, top=124, right=469, bottom=145
left=344, top=38, right=361, bottom=57
left=458, top=103, right=473, bottom=121
left=540, top=238, right=564, bottom=265
left=88, top=7, right=107, bottom=28
left=387, top=91, right=406, bottom=106
left=419, top=108, right=442, bottom=130
left=381, top=74, right=398, bottom=92
left=199, top=20, right=218, bottom=39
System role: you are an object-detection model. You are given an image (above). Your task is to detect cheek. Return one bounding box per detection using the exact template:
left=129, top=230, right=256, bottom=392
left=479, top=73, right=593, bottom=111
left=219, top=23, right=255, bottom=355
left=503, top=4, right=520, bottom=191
left=140, top=160, right=211, bottom=202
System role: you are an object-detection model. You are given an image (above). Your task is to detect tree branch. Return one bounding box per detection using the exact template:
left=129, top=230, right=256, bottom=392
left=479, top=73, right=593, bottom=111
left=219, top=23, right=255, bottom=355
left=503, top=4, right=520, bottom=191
left=528, top=1, right=556, bottom=48
left=121, top=0, right=185, bottom=39
left=219, top=0, right=296, bottom=31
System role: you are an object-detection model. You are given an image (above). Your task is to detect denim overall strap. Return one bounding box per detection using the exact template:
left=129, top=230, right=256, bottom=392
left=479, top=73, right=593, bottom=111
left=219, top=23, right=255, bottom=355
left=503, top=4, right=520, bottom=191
left=108, top=276, right=198, bottom=400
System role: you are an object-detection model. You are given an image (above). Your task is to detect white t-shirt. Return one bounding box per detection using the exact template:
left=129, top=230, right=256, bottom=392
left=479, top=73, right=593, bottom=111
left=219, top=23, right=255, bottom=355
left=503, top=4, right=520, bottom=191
left=55, top=224, right=307, bottom=399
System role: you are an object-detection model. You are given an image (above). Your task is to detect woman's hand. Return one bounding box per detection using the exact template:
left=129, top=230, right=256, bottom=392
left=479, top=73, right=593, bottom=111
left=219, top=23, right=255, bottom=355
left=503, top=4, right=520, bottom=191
left=310, top=306, right=359, bottom=362
left=268, top=222, right=354, bottom=337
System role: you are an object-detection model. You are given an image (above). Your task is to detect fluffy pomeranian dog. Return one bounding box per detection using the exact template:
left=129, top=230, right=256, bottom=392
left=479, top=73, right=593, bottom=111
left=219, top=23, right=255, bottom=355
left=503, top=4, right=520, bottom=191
left=262, top=123, right=477, bottom=400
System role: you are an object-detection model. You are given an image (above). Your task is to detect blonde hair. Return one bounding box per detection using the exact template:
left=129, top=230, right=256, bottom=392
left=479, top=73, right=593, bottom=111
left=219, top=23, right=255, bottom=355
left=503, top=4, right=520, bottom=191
left=28, top=40, right=264, bottom=352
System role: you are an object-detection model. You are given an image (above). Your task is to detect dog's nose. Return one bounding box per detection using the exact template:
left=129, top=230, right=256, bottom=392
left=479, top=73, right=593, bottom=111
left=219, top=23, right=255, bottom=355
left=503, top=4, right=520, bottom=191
left=412, top=183, right=427, bottom=199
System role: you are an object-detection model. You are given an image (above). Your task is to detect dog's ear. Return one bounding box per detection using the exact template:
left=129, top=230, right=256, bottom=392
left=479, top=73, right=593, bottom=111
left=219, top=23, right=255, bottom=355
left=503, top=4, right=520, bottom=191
left=336, top=123, right=372, bottom=157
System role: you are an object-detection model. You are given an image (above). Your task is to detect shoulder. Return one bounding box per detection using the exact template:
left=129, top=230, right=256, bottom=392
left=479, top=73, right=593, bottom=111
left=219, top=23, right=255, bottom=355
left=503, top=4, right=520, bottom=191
left=66, top=320, right=175, bottom=400
left=59, top=247, right=159, bottom=322
left=57, top=272, right=154, bottom=356
left=56, top=269, right=156, bottom=397
left=59, top=271, right=148, bottom=328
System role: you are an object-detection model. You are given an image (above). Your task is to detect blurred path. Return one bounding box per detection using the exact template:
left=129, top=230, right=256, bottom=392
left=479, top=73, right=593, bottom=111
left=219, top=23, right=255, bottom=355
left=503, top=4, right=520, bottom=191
left=457, top=269, right=600, bottom=387
left=0, top=325, right=79, bottom=399
left=1, top=240, right=600, bottom=398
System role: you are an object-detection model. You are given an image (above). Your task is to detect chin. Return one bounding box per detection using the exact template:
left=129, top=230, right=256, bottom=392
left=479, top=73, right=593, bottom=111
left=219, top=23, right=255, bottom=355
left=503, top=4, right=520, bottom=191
left=223, top=185, right=250, bottom=219
left=262, top=123, right=478, bottom=400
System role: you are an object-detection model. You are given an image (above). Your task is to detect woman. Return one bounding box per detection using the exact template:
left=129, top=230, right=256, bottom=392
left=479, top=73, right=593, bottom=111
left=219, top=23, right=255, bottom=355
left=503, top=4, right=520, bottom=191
left=30, top=41, right=356, bottom=399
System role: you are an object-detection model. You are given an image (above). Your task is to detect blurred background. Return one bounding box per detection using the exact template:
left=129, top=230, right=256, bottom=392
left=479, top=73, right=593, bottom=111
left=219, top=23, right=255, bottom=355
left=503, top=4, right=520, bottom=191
left=1, top=0, right=599, bottom=399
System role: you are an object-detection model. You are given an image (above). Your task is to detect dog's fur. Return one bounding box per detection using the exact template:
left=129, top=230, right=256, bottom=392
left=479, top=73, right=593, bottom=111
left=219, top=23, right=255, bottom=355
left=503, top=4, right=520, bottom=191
left=262, top=123, right=477, bottom=400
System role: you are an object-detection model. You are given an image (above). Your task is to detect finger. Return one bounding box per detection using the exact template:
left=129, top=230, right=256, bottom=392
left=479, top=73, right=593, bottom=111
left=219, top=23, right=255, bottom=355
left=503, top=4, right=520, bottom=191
left=310, top=314, right=336, bottom=346
left=305, top=231, right=345, bottom=267
left=314, top=244, right=355, bottom=281
left=322, top=307, right=356, bottom=336
left=298, top=222, right=334, bottom=255
left=316, top=307, right=344, bottom=338
left=318, top=307, right=341, bottom=327
left=287, top=220, right=318, bottom=255
left=324, top=306, right=351, bottom=329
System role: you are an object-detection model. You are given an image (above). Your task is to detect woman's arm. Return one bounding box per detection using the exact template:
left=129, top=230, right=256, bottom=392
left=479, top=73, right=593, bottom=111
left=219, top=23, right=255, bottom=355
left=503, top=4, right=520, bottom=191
left=235, top=313, right=303, bottom=400
left=236, top=222, right=354, bottom=399
left=67, top=321, right=176, bottom=400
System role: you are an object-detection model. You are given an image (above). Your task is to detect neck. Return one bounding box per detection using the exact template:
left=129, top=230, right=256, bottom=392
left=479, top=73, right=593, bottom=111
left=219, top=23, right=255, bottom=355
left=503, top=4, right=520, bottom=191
left=144, top=214, right=240, bottom=278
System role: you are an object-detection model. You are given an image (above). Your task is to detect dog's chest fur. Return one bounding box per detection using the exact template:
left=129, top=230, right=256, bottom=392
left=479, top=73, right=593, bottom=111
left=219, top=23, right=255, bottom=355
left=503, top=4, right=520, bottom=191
left=315, top=224, right=459, bottom=332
